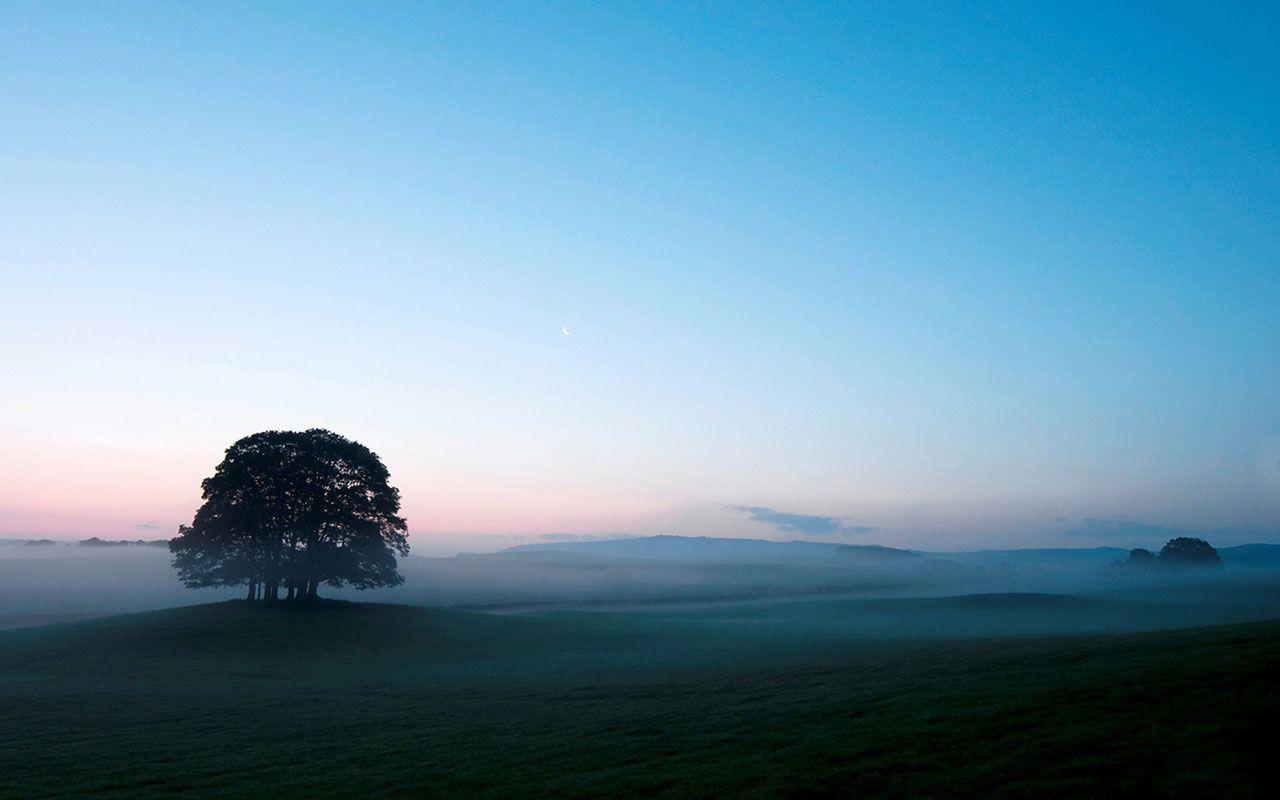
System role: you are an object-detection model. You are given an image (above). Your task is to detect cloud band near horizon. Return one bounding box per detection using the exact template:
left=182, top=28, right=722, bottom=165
left=727, top=506, right=874, bottom=538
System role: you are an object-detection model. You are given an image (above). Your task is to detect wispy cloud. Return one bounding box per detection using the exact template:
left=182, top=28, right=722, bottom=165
left=135, top=521, right=161, bottom=531
left=727, top=505, right=874, bottom=537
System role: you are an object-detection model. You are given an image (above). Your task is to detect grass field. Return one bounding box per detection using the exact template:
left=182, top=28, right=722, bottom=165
left=2, top=599, right=1278, bottom=798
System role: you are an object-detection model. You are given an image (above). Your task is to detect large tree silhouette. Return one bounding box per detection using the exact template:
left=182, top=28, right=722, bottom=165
left=170, top=429, right=409, bottom=601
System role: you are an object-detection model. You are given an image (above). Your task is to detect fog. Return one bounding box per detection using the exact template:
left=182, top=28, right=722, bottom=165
left=4, top=536, right=1279, bottom=636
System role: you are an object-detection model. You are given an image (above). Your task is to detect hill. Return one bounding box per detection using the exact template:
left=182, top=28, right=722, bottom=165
left=504, top=534, right=919, bottom=561
left=2, top=601, right=1278, bottom=798
left=931, top=546, right=1130, bottom=565
left=1221, top=543, right=1280, bottom=567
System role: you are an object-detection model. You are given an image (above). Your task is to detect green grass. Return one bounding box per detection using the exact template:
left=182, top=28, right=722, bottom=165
left=1, top=600, right=1278, bottom=798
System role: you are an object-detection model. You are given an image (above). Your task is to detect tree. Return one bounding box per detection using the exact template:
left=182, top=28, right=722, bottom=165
left=1158, top=537, right=1221, bottom=566
left=170, top=429, right=409, bottom=601
left=1126, top=548, right=1156, bottom=562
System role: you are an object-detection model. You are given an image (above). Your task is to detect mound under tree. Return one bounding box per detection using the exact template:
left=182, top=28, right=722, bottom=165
left=170, top=429, right=409, bottom=601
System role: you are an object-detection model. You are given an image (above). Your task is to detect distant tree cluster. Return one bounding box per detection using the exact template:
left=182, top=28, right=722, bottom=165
left=1158, top=537, right=1222, bottom=565
left=1126, top=547, right=1156, bottom=562
left=1116, top=537, right=1221, bottom=569
left=79, top=537, right=170, bottom=548
left=170, top=429, right=409, bottom=602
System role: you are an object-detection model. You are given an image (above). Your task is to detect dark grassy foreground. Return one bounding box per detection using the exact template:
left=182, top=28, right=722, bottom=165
left=1, top=601, right=1278, bottom=799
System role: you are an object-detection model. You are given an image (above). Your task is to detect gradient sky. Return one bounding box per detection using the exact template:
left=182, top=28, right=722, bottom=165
left=2, top=2, right=1278, bottom=551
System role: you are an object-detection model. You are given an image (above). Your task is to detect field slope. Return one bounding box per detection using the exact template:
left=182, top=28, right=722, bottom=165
left=1, top=601, right=1278, bottom=798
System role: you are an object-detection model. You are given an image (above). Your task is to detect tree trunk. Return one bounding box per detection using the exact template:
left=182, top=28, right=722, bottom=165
left=286, top=583, right=295, bottom=601
left=246, top=580, right=256, bottom=602
left=307, top=580, right=319, bottom=600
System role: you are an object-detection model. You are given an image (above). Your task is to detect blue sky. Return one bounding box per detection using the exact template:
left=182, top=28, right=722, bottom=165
left=1, top=1, right=1277, bottom=550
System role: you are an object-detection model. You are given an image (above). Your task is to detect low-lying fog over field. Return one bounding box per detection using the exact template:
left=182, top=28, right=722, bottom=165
left=6, top=535, right=1279, bottom=635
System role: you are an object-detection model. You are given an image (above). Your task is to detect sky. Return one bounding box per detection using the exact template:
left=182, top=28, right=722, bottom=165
left=1, top=1, right=1277, bottom=552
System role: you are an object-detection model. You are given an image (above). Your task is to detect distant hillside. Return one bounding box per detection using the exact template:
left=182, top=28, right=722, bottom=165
left=504, top=535, right=919, bottom=561
left=933, top=543, right=1280, bottom=569
left=507, top=536, right=1280, bottom=567
left=1220, top=543, right=1280, bottom=567
left=931, top=547, right=1130, bottom=566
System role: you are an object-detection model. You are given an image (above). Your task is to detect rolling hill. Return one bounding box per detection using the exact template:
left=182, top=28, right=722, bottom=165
left=503, top=534, right=919, bottom=561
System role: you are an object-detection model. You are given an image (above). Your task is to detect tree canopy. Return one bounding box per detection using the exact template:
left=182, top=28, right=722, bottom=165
left=170, top=429, right=409, bottom=601
left=1158, top=537, right=1221, bottom=566
left=1111, top=539, right=1222, bottom=571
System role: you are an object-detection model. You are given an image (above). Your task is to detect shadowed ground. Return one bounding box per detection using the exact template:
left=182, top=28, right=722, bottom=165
left=1, top=600, right=1277, bottom=798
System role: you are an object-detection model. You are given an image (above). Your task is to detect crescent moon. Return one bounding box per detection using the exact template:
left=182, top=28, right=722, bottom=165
left=562, top=326, right=571, bottom=336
